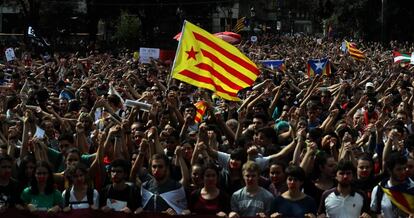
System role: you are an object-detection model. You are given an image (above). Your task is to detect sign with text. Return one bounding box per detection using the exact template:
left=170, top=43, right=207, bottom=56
left=139, top=47, right=160, bottom=63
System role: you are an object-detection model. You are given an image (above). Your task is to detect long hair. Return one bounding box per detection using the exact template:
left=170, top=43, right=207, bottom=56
left=30, top=161, right=56, bottom=195
left=17, top=155, right=36, bottom=183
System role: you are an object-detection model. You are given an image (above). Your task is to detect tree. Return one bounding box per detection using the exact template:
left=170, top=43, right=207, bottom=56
left=113, top=11, right=142, bottom=48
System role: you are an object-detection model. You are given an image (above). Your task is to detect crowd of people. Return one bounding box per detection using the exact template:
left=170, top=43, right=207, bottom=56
left=0, top=34, right=413, bottom=218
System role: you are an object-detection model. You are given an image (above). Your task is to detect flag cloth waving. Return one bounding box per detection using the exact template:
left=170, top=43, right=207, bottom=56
left=172, top=20, right=260, bottom=101
left=393, top=51, right=414, bottom=66
left=345, top=41, right=365, bottom=61
left=194, top=101, right=207, bottom=123
left=259, top=60, right=286, bottom=72
left=380, top=185, right=414, bottom=215
left=307, top=58, right=331, bottom=77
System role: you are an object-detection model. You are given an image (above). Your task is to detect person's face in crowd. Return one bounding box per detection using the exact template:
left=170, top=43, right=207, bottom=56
left=398, top=87, right=408, bottom=98
left=43, top=120, right=54, bottom=137
left=72, top=169, right=86, bottom=187
left=396, top=113, right=408, bottom=124
left=243, top=170, right=259, bottom=188
left=191, top=165, right=203, bottom=187
left=229, top=158, right=242, bottom=170
left=321, top=134, right=338, bottom=150
left=184, top=107, right=196, bottom=120
left=159, top=113, right=169, bottom=127
left=357, top=159, right=372, bottom=180
left=321, top=157, right=337, bottom=178
left=72, top=79, right=81, bottom=90
left=165, top=135, right=178, bottom=153
left=252, top=118, right=264, bottom=131
left=133, top=131, right=145, bottom=148
left=253, top=106, right=264, bottom=115
left=187, top=131, right=197, bottom=142
left=307, top=108, right=317, bottom=122
left=150, top=87, right=160, bottom=97
left=367, top=100, right=376, bottom=113
left=78, top=88, right=88, bottom=100
left=286, top=176, right=303, bottom=191
left=59, top=139, right=73, bottom=156
left=151, top=158, right=168, bottom=181
left=59, top=99, right=68, bottom=112
left=254, top=132, right=270, bottom=147
left=25, top=161, right=36, bottom=178
left=35, top=166, right=49, bottom=185
left=0, top=160, right=12, bottom=180
left=203, top=168, right=218, bottom=188
left=390, top=163, right=407, bottom=183
left=406, top=158, right=414, bottom=179
left=111, top=166, right=125, bottom=184
left=336, top=169, right=353, bottom=186
left=353, top=113, right=363, bottom=129
left=397, top=102, right=406, bottom=112
left=65, top=152, right=80, bottom=169
left=182, top=143, right=193, bottom=161
left=269, top=164, right=285, bottom=185
left=297, top=120, right=307, bottom=130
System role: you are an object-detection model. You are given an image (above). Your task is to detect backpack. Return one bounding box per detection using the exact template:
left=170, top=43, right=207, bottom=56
left=64, top=187, right=94, bottom=208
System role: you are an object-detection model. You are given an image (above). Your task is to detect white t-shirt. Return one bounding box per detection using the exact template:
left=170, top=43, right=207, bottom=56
left=62, top=187, right=99, bottom=209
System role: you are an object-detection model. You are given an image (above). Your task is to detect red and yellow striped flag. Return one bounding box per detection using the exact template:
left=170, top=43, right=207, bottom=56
left=194, top=101, right=207, bottom=123
left=172, top=21, right=260, bottom=101
left=346, top=40, right=365, bottom=61
left=381, top=185, right=414, bottom=215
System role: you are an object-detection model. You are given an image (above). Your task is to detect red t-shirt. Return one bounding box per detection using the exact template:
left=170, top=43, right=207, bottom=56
left=188, top=189, right=230, bottom=215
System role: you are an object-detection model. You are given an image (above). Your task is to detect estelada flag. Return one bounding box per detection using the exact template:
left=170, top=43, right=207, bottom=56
left=171, top=20, right=260, bottom=101
left=381, top=184, right=414, bottom=215
left=307, top=58, right=331, bottom=77
left=259, top=60, right=286, bottom=72
left=194, top=101, right=207, bottom=123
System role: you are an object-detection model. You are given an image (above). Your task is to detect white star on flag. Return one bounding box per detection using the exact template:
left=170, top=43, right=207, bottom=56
left=315, top=61, right=324, bottom=70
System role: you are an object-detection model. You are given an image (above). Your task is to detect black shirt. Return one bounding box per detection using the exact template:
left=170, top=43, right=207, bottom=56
left=100, top=184, right=141, bottom=211
left=0, top=178, right=22, bottom=208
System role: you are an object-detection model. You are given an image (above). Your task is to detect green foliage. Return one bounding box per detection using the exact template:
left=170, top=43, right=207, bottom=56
left=113, top=11, right=142, bottom=48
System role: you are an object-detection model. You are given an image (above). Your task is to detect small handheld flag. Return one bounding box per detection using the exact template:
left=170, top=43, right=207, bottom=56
left=345, top=41, right=365, bottom=61
left=259, top=60, right=286, bottom=72
left=194, top=101, right=207, bottom=123
left=307, top=58, right=331, bottom=77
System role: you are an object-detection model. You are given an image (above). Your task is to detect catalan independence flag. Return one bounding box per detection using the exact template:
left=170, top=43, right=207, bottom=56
left=345, top=40, right=365, bottom=61
left=381, top=185, right=414, bottom=215
left=259, top=60, right=286, bottom=72
left=307, top=58, right=331, bottom=77
left=194, top=101, right=207, bottom=123
left=172, top=21, right=260, bottom=101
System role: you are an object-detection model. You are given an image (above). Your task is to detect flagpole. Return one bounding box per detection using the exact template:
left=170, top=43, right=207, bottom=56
left=167, top=20, right=187, bottom=91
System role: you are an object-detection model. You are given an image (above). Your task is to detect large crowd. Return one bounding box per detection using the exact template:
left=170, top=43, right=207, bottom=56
left=0, top=34, right=413, bottom=218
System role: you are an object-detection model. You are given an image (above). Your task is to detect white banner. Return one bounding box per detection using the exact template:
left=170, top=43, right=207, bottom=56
left=5, top=48, right=16, bottom=62
left=139, top=47, right=160, bottom=63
